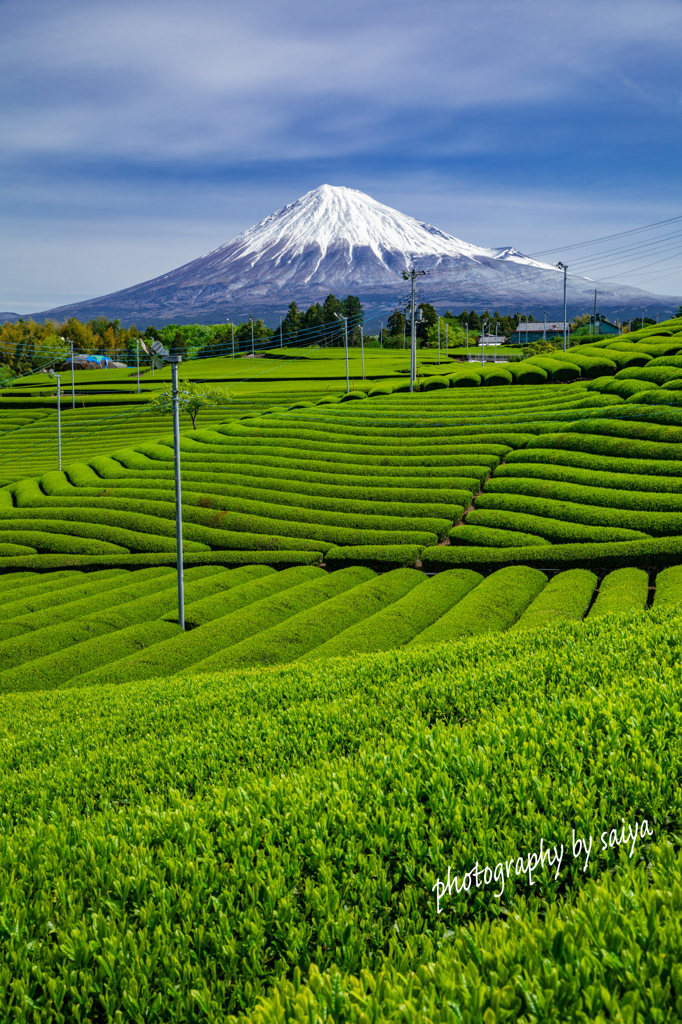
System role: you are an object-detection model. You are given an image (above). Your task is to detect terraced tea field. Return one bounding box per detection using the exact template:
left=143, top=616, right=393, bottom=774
left=1, top=316, right=682, bottom=1021
left=0, top=558, right=677, bottom=692
left=4, top=376, right=682, bottom=573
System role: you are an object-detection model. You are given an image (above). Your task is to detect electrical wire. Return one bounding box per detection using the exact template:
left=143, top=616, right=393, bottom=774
left=530, top=214, right=682, bottom=258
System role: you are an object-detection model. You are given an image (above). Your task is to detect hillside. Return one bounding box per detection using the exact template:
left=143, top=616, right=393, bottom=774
left=0, top=604, right=678, bottom=1020
left=1, top=317, right=682, bottom=1019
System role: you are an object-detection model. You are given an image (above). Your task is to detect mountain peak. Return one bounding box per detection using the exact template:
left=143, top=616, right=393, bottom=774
left=28, top=184, right=669, bottom=325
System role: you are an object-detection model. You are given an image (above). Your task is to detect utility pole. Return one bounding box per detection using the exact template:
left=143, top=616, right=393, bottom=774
left=360, top=325, right=365, bottom=379
left=334, top=313, right=350, bottom=393
left=279, top=315, right=283, bottom=349
left=437, top=317, right=441, bottom=365
left=62, top=337, right=75, bottom=409
left=150, top=341, right=185, bottom=630
left=250, top=316, right=254, bottom=357
left=48, top=369, right=62, bottom=470
left=465, top=322, right=468, bottom=358
left=594, top=290, right=598, bottom=334
left=543, top=312, right=547, bottom=342
left=403, top=268, right=426, bottom=392
left=556, top=262, right=568, bottom=352
left=481, top=321, right=486, bottom=365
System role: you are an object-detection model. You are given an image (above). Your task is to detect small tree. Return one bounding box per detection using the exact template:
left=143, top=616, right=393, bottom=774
left=148, top=382, right=232, bottom=430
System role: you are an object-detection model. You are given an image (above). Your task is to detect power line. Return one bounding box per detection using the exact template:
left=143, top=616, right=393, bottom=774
left=530, top=214, right=682, bottom=258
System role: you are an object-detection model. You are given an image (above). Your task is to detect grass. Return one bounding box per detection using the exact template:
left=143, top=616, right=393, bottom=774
left=0, top=601, right=678, bottom=1019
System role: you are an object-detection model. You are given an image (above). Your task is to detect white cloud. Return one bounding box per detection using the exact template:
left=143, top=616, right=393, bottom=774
left=2, top=0, right=681, bottom=160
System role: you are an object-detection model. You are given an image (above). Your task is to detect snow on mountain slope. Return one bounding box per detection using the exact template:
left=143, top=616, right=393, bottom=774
left=204, top=184, right=557, bottom=272
left=30, top=185, right=671, bottom=325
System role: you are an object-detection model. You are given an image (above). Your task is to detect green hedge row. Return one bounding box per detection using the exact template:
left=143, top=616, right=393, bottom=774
left=161, top=565, right=300, bottom=628
left=497, top=457, right=682, bottom=494
left=525, top=356, right=580, bottom=381
left=588, top=567, right=649, bottom=617
left=443, top=369, right=482, bottom=387
left=0, top=565, right=179, bottom=674
left=465, top=507, right=648, bottom=543
left=652, top=564, right=682, bottom=607
left=0, top=529, right=127, bottom=555
left=0, top=570, right=51, bottom=596
left=505, top=444, right=682, bottom=479
left=407, top=566, right=547, bottom=645
left=420, top=535, right=682, bottom=571
left=0, top=514, right=209, bottom=554
left=130, top=442, right=503, bottom=477
left=574, top=347, right=651, bottom=369
left=65, top=475, right=468, bottom=526
left=448, top=524, right=550, bottom=548
left=554, top=351, right=617, bottom=377
left=71, top=566, right=369, bottom=689
left=172, top=438, right=516, bottom=467
left=484, top=474, right=682, bottom=513
left=97, top=458, right=485, bottom=504
left=509, top=568, right=597, bottom=631
left=626, top=389, right=682, bottom=407
left=647, top=354, right=682, bottom=368
left=0, top=543, right=36, bottom=555
left=323, top=545, right=422, bottom=570
left=1, top=500, right=330, bottom=554
left=0, top=549, right=323, bottom=574
left=526, top=430, right=682, bottom=461
left=299, top=568, right=483, bottom=662
left=18, top=491, right=440, bottom=549
left=615, top=365, right=682, bottom=386
left=0, top=567, right=130, bottom=629
left=506, top=362, right=548, bottom=384
left=475, top=489, right=682, bottom=535
left=586, top=376, right=655, bottom=399
left=0, top=565, right=256, bottom=691
left=555, top=416, right=682, bottom=443
left=188, top=568, right=425, bottom=675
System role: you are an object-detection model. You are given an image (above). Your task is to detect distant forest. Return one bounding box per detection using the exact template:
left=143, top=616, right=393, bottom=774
left=1, top=299, right=667, bottom=375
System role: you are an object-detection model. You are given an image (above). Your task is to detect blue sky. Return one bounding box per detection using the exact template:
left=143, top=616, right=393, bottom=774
left=2, top=0, right=682, bottom=313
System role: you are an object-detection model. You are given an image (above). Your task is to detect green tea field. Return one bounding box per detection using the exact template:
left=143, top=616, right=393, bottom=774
left=1, top=314, right=682, bottom=1021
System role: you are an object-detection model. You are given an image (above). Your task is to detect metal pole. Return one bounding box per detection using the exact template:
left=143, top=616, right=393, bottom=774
left=594, top=290, right=598, bottom=334
left=232, top=323, right=235, bottom=357
left=251, top=317, right=254, bottom=357
left=543, top=312, right=547, bottom=342
left=171, top=360, right=185, bottom=630
left=280, top=316, right=283, bottom=349
left=136, top=339, right=140, bottom=394
left=361, top=325, right=365, bottom=379
left=69, top=339, right=75, bottom=409
left=465, top=323, right=467, bottom=357
left=410, top=272, right=416, bottom=392
left=56, top=374, right=62, bottom=471
left=563, top=265, right=568, bottom=351
left=494, top=321, right=498, bottom=362
left=437, top=318, right=440, bottom=364
left=344, top=317, right=349, bottom=393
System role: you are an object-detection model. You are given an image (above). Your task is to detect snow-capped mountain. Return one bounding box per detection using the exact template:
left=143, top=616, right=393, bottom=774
left=30, top=185, right=671, bottom=325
